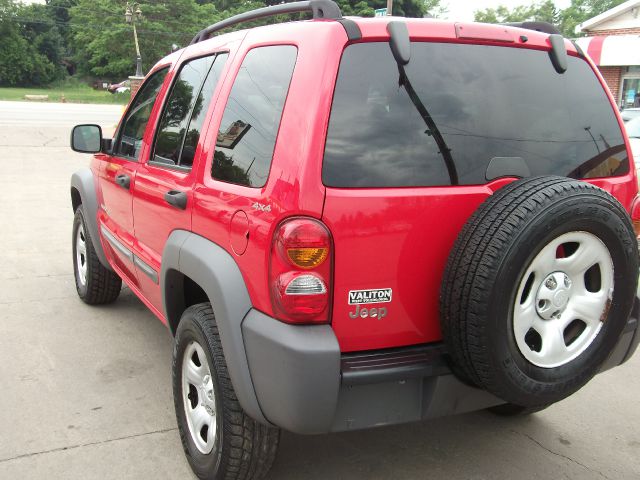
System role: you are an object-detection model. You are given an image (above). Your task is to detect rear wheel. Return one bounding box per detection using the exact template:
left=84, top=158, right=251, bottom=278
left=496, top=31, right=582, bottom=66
left=173, top=304, right=280, bottom=480
left=72, top=207, right=121, bottom=304
left=440, top=176, right=638, bottom=407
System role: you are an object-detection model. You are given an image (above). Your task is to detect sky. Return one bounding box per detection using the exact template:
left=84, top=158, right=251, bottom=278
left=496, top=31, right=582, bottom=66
left=442, top=0, right=572, bottom=21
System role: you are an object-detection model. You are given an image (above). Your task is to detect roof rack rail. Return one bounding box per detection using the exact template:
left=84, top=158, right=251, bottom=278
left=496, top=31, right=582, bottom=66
left=190, top=0, right=342, bottom=44
left=502, top=21, right=561, bottom=36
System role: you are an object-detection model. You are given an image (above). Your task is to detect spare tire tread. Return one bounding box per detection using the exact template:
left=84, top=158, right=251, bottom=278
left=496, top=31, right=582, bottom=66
left=441, top=176, right=572, bottom=383
left=440, top=176, right=637, bottom=405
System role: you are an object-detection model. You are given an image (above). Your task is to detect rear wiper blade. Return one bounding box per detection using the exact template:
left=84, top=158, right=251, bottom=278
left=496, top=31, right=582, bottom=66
left=387, top=21, right=459, bottom=186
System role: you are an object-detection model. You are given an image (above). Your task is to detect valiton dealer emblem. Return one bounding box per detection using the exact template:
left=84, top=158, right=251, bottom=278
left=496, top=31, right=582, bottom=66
left=348, top=288, right=392, bottom=305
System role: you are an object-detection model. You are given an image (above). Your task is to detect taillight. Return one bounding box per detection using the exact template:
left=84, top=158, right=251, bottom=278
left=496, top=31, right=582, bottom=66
left=270, top=217, right=332, bottom=323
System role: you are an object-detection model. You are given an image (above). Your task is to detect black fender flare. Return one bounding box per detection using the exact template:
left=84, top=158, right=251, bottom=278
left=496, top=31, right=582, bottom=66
left=70, top=168, right=111, bottom=270
left=161, top=230, right=268, bottom=425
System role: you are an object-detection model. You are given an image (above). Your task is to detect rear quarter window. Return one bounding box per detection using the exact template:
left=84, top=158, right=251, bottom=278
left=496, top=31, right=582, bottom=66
left=323, top=42, right=628, bottom=188
left=211, top=45, right=297, bottom=188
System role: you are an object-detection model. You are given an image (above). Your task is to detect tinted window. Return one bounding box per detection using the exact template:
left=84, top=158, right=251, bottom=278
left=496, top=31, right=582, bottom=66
left=153, top=54, right=227, bottom=169
left=180, top=54, right=228, bottom=168
left=114, top=68, right=168, bottom=160
left=212, top=46, right=297, bottom=187
left=323, top=43, right=628, bottom=187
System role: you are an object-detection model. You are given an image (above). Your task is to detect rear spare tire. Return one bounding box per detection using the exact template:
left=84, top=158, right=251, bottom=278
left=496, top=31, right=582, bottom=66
left=440, top=176, right=638, bottom=407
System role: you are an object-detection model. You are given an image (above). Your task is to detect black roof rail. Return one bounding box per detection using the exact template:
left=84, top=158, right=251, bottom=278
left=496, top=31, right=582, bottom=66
left=190, top=0, right=342, bottom=45
left=502, top=21, right=561, bottom=35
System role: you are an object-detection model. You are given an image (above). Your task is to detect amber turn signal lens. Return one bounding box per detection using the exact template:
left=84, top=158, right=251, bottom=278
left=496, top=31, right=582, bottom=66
left=286, top=247, right=328, bottom=269
left=634, top=219, right=640, bottom=238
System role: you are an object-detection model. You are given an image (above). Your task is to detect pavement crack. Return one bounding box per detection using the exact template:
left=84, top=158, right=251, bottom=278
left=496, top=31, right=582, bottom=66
left=0, top=427, right=178, bottom=464
left=511, top=429, right=611, bottom=480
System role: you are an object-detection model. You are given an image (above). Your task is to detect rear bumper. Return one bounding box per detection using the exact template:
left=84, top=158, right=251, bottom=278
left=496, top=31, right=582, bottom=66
left=242, top=310, right=501, bottom=434
left=241, top=297, right=640, bottom=434
left=600, top=296, right=640, bottom=371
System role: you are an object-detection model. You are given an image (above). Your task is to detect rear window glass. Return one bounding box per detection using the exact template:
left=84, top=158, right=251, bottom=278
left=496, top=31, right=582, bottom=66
left=323, top=42, right=628, bottom=188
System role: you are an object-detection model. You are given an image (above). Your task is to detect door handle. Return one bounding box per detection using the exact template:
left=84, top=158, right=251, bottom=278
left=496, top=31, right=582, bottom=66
left=115, top=173, right=130, bottom=190
left=164, top=190, right=187, bottom=210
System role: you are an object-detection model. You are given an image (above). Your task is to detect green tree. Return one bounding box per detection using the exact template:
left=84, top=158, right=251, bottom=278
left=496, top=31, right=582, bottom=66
left=474, top=1, right=559, bottom=25
left=70, top=0, right=226, bottom=79
left=21, top=3, right=67, bottom=80
left=334, top=0, right=441, bottom=17
left=0, top=0, right=59, bottom=86
left=559, top=0, right=626, bottom=36
left=474, top=0, right=627, bottom=37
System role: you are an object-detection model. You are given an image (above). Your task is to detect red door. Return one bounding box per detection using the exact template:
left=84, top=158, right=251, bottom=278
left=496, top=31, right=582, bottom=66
left=132, top=52, right=230, bottom=317
left=96, top=66, right=170, bottom=287
left=97, top=155, right=138, bottom=284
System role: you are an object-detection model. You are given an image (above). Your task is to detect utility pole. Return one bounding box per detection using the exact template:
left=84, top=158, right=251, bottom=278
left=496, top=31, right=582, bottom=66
left=125, top=2, right=143, bottom=77
left=386, top=0, right=393, bottom=16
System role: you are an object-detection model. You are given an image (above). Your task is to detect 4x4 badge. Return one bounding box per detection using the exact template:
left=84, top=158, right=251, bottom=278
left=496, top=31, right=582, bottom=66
left=251, top=202, right=271, bottom=212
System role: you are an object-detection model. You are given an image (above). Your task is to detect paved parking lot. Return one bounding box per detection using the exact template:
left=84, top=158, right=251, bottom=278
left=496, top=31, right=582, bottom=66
left=0, top=100, right=639, bottom=479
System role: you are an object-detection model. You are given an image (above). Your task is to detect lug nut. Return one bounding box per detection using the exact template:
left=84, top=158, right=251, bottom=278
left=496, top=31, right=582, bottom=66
left=545, top=277, right=557, bottom=289
left=564, top=275, right=571, bottom=288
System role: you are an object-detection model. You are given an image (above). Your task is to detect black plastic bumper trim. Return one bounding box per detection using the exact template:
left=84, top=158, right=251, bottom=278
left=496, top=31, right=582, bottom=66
left=341, top=343, right=450, bottom=386
left=336, top=18, right=362, bottom=41
left=621, top=296, right=640, bottom=364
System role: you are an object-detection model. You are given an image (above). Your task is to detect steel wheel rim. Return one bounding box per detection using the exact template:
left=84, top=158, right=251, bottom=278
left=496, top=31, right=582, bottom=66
left=513, top=231, right=614, bottom=368
left=76, top=224, right=87, bottom=286
left=182, top=341, right=217, bottom=454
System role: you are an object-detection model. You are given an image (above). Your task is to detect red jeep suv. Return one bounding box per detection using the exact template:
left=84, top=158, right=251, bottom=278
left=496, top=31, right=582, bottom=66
left=69, top=2, right=640, bottom=478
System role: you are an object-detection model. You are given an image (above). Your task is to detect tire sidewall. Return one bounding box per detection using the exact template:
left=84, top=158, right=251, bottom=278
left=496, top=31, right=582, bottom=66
left=486, top=194, right=637, bottom=403
left=173, top=313, right=225, bottom=480
left=72, top=208, right=89, bottom=298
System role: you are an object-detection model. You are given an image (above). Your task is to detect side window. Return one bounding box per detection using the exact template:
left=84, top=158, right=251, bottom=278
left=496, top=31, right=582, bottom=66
left=212, top=45, right=297, bottom=187
left=113, top=67, right=168, bottom=160
left=152, top=53, right=228, bottom=169
left=180, top=54, right=228, bottom=168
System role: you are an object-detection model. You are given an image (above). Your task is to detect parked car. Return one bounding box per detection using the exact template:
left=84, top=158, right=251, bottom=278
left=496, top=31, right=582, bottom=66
left=69, top=2, right=640, bottom=479
left=621, top=107, right=640, bottom=122
left=626, top=116, right=640, bottom=167
left=107, top=79, right=130, bottom=94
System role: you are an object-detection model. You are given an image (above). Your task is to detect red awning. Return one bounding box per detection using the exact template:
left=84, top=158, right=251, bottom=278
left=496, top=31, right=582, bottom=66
left=575, top=35, right=640, bottom=66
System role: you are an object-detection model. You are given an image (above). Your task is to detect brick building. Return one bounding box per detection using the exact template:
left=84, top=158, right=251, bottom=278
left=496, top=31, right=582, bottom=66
left=575, top=0, right=640, bottom=109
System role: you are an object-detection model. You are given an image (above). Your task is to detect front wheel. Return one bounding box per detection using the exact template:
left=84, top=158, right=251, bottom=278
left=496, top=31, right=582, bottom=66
left=173, top=303, right=280, bottom=480
left=72, top=207, right=121, bottom=304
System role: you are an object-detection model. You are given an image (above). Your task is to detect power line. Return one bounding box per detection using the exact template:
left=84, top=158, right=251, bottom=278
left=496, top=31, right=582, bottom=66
left=9, top=15, right=197, bottom=38
left=10, top=2, right=228, bottom=32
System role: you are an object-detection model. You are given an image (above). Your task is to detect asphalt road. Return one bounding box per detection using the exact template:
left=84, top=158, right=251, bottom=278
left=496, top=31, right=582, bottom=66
left=0, top=100, right=639, bottom=479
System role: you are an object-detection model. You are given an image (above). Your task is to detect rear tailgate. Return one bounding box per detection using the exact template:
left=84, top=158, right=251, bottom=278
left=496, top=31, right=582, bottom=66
left=321, top=39, right=632, bottom=353
left=324, top=185, right=504, bottom=352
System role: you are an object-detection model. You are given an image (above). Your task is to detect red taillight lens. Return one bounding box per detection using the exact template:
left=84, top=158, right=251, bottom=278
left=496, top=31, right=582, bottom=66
left=270, top=218, right=332, bottom=323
